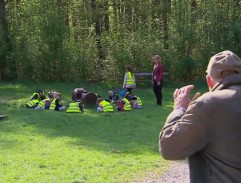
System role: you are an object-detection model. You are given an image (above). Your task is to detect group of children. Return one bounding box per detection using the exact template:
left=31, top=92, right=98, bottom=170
left=25, top=65, right=141, bottom=113
left=25, top=89, right=142, bottom=113
left=26, top=90, right=69, bottom=111
left=96, top=90, right=142, bottom=113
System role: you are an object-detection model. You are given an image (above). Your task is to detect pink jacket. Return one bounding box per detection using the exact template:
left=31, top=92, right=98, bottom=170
left=152, top=63, right=164, bottom=82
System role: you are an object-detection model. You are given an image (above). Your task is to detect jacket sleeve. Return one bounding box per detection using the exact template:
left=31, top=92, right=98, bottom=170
left=123, top=73, right=127, bottom=88
left=159, top=100, right=208, bottom=160
left=55, top=99, right=63, bottom=108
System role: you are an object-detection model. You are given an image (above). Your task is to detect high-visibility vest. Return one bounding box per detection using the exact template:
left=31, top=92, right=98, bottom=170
left=66, top=102, right=81, bottom=113
left=136, top=97, right=142, bottom=107
left=100, top=100, right=114, bottom=112
left=38, top=99, right=51, bottom=108
left=30, top=92, right=40, bottom=100
left=126, top=72, right=135, bottom=85
left=125, top=92, right=131, bottom=97
left=49, top=98, right=57, bottom=110
left=123, top=98, right=132, bottom=111
left=26, top=99, right=39, bottom=108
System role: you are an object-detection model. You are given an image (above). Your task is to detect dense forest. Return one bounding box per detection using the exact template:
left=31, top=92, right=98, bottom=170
left=0, top=0, right=240, bottom=82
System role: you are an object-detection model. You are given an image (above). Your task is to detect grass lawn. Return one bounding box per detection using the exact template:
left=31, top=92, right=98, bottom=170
left=0, top=80, right=208, bottom=183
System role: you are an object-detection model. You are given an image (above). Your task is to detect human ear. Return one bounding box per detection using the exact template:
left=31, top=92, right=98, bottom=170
left=206, top=75, right=214, bottom=91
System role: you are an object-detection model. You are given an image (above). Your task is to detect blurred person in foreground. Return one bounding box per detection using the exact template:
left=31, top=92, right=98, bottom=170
left=159, top=50, right=241, bottom=183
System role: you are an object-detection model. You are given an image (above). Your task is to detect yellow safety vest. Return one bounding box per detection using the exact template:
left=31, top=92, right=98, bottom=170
left=38, top=98, right=51, bottom=108
left=100, top=100, right=114, bottom=112
left=126, top=72, right=135, bottom=85
left=136, top=97, right=142, bottom=106
left=66, top=102, right=81, bottom=113
left=49, top=98, right=56, bottom=110
left=38, top=99, right=46, bottom=107
left=123, top=98, right=132, bottom=111
left=26, top=99, right=39, bottom=108
left=30, top=92, right=40, bottom=100
left=125, top=92, right=130, bottom=96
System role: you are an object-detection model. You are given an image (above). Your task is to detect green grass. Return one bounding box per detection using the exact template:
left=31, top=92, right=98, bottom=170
left=0, top=80, right=208, bottom=183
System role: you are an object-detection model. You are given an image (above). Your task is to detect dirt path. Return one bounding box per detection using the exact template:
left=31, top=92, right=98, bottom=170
left=130, top=160, right=190, bottom=183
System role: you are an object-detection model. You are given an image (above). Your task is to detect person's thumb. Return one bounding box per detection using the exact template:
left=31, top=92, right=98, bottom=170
left=192, top=92, right=201, bottom=101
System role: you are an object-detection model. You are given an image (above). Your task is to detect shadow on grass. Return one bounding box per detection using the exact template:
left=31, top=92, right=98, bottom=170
left=0, top=104, right=173, bottom=156
left=0, top=80, right=207, bottom=155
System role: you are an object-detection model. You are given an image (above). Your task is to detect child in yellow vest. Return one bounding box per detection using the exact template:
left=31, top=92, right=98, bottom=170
left=35, top=90, right=60, bottom=110
left=26, top=90, right=45, bottom=108
left=49, top=92, right=65, bottom=111
left=124, top=92, right=142, bottom=109
left=66, top=99, right=84, bottom=113
left=122, top=66, right=136, bottom=93
left=120, top=90, right=142, bottom=109
left=96, top=98, right=114, bottom=112
left=34, top=98, right=52, bottom=110
left=116, top=98, right=132, bottom=111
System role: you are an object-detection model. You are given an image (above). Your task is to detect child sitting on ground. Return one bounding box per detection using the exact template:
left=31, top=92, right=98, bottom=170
left=49, top=92, right=65, bottom=111
left=96, top=98, right=114, bottom=112
left=116, top=97, right=132, bottom=111
left=107, top=90, right=119, bottom=104
left=35, top=90, right=60, bottom=110
left=124, top=92, right=142, bottom=109
left=30, top=89, right=44, bottom=100
left=120, top=90, right=142, bottom=109
left=34, top=97, right=52, bottom=110
left=26, top=89, right=45, bottom=108
left=66, top=99, right=84, bottom=113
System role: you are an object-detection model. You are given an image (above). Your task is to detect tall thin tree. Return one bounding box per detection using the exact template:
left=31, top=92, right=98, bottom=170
left=0, top=0, right=16, bottom=80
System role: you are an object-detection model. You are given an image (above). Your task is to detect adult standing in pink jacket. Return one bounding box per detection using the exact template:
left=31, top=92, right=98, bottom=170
left=152, top=55, right=164, bottom=105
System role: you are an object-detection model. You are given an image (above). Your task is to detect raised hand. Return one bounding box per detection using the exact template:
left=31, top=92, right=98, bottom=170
left=173, top=85, right=195, bottom=109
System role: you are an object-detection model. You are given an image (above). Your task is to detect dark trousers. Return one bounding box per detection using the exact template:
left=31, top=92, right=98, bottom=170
left=153, top=80, right=163, bottom=105
left=126, top=88, right=132, bottom=93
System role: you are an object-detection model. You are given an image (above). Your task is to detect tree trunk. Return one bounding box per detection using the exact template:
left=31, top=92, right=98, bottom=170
left=112, top=0, right=118, bottom=30
left=191, top=0, right=197, bottom=11
left=0, top=0, right=16, bottom=80
left=153, top=0, right=161, bottom=20
left=133, top=0, right=139, bottom=32
left=91, top=0, right=105, bottom=70
left=104, top=1, right=109, bottom=32
left=161, top=0, right=171, bottom=49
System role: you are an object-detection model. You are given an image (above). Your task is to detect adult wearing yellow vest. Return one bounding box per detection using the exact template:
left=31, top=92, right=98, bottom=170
left=123, top=66, right=136, bottom=93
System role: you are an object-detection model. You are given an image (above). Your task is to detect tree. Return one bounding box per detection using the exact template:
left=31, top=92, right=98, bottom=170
left=0, top=0, right=16, bottom=80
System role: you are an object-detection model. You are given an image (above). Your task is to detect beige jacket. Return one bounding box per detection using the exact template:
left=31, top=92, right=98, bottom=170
left=159, top=74, right=241, bottom=183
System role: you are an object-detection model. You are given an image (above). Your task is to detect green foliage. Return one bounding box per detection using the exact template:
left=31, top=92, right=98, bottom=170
left=0, top=0, right=241, bottom=82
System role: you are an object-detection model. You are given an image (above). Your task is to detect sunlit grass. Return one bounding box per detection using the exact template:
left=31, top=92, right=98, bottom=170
left=0, top=80, right=207, bottom=183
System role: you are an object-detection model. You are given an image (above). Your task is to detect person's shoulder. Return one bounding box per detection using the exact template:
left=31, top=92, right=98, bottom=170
left=200, top=90, right=231, bottom=101
left=189, top=91, right=224, bottom=110
left=159, top=63, right=164, bottom=68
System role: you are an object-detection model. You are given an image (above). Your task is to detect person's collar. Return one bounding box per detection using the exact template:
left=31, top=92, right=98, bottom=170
left=212, top=74, right=241, bottom=91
